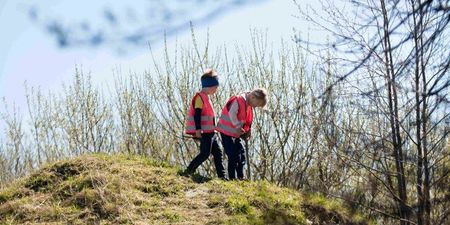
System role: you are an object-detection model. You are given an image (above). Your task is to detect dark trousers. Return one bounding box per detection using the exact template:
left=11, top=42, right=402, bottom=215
left=221, top=133, right=246, bottom=180
left=187, top=133, right=226, bottom=178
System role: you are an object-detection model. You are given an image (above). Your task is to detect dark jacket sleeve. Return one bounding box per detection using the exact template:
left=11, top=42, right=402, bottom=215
left=194, top=108, right=202, bottom=130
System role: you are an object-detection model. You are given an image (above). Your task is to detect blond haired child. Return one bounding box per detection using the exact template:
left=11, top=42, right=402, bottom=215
left=216, top=88, right=268, bottom=180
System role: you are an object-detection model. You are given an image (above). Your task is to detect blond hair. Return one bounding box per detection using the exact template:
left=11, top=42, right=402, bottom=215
left=250, top=88, right=268, bottom=107
left=201, top=68, right=218, bottom=79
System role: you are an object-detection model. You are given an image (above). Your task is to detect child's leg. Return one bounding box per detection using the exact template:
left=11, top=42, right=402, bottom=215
left=221, top=133, right=239, bottom=180
left=211, top=135, right=226, bottom=178
left=234, top=138, right=246, bottom=180
left=187, top=133, right=214, bottom=172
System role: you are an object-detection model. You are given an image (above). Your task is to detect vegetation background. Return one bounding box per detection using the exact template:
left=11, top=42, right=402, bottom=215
left=0, top=1, right=449, bottom=224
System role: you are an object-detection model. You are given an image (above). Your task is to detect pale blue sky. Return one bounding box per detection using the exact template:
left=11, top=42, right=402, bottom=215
left=0, top=0, right=323, bottom=111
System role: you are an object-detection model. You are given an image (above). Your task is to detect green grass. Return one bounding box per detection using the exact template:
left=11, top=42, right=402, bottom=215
left=0, top=153, right=371, bottom=225
left=206, top=180, right=307, bottom=225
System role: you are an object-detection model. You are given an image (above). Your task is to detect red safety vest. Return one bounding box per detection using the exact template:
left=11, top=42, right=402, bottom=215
left=216, top=94, right=253, bottom=138
left=185, top=92, right=216, bottom=134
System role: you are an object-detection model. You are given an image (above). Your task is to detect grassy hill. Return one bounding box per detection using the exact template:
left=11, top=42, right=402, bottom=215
left=0, top=154, right=370, bottom=225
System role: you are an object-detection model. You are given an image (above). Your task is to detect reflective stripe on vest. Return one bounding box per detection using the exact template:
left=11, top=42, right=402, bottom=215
left=216, top=123, right=241, bottom=134
left=216, top=94, right=252, bottom=138
left=186, top=125, right=216, bottom=131
left=187, top=116, right=215, bottom=121
left=218, top=114, right=238, bottom=123
left=185, top=92, right=216, bottom=134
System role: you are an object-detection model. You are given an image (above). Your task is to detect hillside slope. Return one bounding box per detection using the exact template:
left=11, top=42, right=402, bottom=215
left=0, top=154, right=370, bottom=225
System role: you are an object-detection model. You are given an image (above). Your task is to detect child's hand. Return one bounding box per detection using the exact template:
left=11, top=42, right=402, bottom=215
left=237, top=128, right=245, bottom=136
left=245, top=130, right=252, bottom=140
left=241, top=130, right=251, bottom=140
left=195, top=130, right=202, bottom=139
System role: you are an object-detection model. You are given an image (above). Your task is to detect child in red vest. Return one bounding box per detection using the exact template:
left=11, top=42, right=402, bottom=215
left=216, top=88, right=268, bottom=180
left=183, top=69, right=226, bottom=179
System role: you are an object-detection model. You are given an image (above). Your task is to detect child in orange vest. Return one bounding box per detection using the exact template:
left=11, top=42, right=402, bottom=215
left=216, top=88, right=268, bottom=180
left=183, top=69, right=226, bottom=179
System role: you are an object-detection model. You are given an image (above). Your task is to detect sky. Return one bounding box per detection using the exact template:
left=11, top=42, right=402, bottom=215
left=0, top=0, right=322, bottom=112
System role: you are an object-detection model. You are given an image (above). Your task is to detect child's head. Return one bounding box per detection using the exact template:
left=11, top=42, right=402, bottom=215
left=201, top=69, right=219, bottom=95
left=248, top=88, right=268, bottom=108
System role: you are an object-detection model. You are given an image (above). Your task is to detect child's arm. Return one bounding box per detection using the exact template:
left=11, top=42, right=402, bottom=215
left=228, top=100, right=242, bottom=128
left=193, top=95, right=203, bottom=137
left=194, top=109, right=202, bottom=130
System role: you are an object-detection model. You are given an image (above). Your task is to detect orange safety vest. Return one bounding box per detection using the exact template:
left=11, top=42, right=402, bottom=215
left=185, top=92, right=216, bottom=134
left=216, top=94, right=253, bottom=138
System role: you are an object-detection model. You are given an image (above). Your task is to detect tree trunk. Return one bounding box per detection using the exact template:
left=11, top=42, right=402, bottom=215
left=412, top=0, right=424, bottom=223
left=380, top=0, right=410, bottom=224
